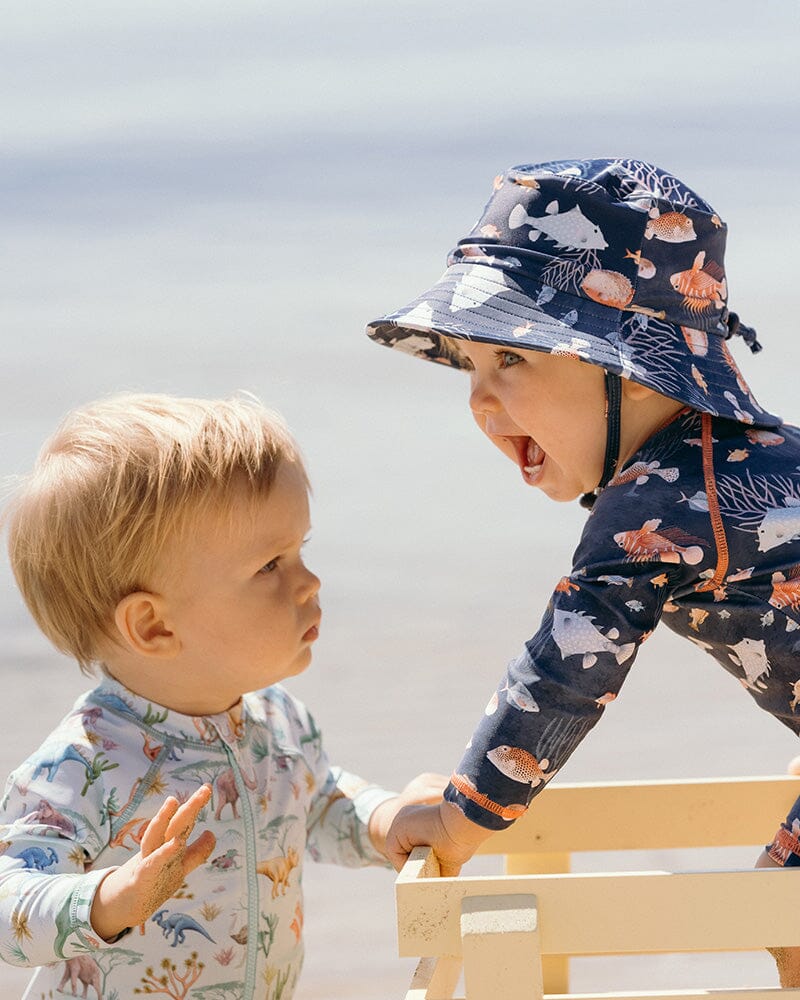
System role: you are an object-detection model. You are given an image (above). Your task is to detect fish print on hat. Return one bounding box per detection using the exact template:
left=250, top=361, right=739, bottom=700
left=509, top=200, right=608, bottom=251
left=644, top=208, right=697, bottom=243
left=670, top=251, right=727, bottom=315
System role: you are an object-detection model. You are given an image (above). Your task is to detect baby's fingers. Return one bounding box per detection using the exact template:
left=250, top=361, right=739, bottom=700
left=182, top=830, right=216, bottom=875
left=164, top=784, right=212, bottom=843
left=140, top=796, right=180, bottom=858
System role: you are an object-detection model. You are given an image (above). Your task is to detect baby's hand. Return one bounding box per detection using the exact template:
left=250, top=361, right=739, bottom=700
left=384, top=799, right=493, bottom=876
left=368, top=772, right=448, bottom=858
left=90, top=784, right=216, bottom=941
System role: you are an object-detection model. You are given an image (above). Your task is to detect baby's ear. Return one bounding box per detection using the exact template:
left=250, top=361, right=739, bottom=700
left=113, top=592, right=180, bottom=659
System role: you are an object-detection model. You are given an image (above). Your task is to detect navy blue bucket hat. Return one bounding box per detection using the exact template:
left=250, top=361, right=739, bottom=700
left=366, top=158, right=780, bottom=429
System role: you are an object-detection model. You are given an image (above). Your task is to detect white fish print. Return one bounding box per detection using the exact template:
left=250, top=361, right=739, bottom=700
left=728, top=637, right=772, bottom=691
left=560, top=310, right=579, bottom=327
left=399, top=301, right=434, bottom=329
left=552, top=609, right=636, bottom=670
left=625, top=600, right=645, bottom=612
left=503, top=681, right=539, bottom=713
left=761, top=610, right=775, bottom=628
left=598, top=575, right=634, bottom=588
left=678, top=490, right=709, bottom=512
left=757, top=498, right=800, bottom=552
left=449, top=264, right=506, bottom=312
left=509, top=200, right=608, bottom=251
left=536, top=285, right=557, bottom=306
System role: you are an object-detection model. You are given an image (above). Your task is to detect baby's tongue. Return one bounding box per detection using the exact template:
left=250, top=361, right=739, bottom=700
left=524, top=438, right=544, bottom=471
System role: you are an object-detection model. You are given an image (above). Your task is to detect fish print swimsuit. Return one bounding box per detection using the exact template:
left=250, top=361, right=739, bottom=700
left=444, top=408, right=800, bottom=863
left=0, top=678, right=393, bottom=1000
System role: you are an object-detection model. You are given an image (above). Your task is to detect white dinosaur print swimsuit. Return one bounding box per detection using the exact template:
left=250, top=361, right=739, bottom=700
left=0, top=678, right=394, bottom=999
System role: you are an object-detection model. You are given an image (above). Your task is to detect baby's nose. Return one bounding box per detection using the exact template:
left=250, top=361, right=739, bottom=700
left=469, top=380, right=499, bottom=415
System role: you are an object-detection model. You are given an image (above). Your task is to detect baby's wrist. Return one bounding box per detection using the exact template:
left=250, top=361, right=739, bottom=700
left=90, top=867, right=131, bottom=942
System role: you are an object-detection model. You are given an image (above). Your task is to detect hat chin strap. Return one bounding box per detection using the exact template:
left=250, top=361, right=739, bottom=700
left=579, top=371, right=622, bottom=510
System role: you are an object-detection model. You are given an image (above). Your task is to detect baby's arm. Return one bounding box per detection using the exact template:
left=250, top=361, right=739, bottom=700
left=381, top=797, right=490, bottom=874
left=89, top=785, right=215, bottom=941
left=366, top=772, right=449, bottom=859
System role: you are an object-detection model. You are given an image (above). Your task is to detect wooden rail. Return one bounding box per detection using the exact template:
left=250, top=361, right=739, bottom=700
left=395, top=776, right=800, bottom=1000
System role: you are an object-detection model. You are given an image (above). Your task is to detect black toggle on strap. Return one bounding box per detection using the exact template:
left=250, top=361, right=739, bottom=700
left=724, top=311, right=762, bottom=354
left=580, top=371, right=622, bottom=510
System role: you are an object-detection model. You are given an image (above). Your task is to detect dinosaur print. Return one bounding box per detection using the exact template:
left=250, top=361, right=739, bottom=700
left=152, top=908, right=216, bottom=947
left=256, top=847, right=299, bottom=898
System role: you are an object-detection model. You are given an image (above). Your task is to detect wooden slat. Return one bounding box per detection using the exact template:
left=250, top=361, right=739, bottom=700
left=478, top=777, right=800, bottom=855
left=506, top=852, right=570, bottom=992
left=405, top=956, right=462, bottom=999
left=397, top=862, right=800, bottom=958
left=461, top=894, right=543, bottom=1000
left=560, top=992, right=800, bottom=1000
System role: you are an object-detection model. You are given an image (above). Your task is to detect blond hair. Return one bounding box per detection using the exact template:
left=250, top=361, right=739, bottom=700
left=6, top=393, right=305, bottom=673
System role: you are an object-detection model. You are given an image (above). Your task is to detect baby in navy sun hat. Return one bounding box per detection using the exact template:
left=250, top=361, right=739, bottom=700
left=367, top=157, right=800, bottom=985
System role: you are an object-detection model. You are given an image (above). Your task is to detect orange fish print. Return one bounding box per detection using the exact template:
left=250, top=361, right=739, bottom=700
left=624, top=248, right=655, bottom=278
left=711, top=214, right=723, bottom=229
left=745, top=428, right=785, bottom=448
left=670, top=251, right=727, bottom=314
left=595, top=692, right=617, bottom=706
left=580, top=269, right=634, bottom=309
left=450, top=773, right=528, bottom=821
left=554, top=576, right=580, bottom=594
left=614, top=518, right=705, bottom=565
left=479, top=223, right=502, bottom=238
left=689, top=608, right=709, bottom=631
left=492, top=174, right=504, bottom=191
left=770, top=568, right=800, bottom=611
left=719, top=340, right=750, bottom=395
left=681, top=326, right=708, bottom=357
left=691, top=365, right=708, bottom=393
left=644, top=210, right=697, bottom=243
left=727, top=448, right=749, bottom=462
left=512, top=176, right=540, bottom=189
left=550, top=336, right=591, bottom=361
left=651, top=573, right=670, bottom=587
left=487, top=746, right=551, bottom=786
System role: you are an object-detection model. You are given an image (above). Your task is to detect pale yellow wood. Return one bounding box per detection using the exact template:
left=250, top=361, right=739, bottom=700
left=562, top=992, right=800, bottom=1000
left=405, top=956, right=462, bottom=999
left=478, top=776, right=800, bottom=856
left=397, top=861, right=800, bottom=958
left=461, top=894, right=543, bottom=1000
left=506, top=852, right=570, bottom=994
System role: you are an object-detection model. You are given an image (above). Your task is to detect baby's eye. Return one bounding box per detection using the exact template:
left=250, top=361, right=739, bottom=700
left=259, top=558, right=280, bottom=574
left=497, top=350, right=523, bottom=369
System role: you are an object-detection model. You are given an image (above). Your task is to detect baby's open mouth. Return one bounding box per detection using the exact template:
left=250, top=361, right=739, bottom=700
left=507, top=436, right=544, bottom=485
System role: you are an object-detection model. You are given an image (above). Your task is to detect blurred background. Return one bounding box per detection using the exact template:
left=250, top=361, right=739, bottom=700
left=2, top=1, right=799, bottom=995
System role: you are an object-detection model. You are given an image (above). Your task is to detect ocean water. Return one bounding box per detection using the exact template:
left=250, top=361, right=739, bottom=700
left=1, top=1, right=799, bottom=995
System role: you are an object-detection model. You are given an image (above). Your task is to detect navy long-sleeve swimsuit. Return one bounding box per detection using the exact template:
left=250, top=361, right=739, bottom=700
left=444, top=408, right=800, bottom=864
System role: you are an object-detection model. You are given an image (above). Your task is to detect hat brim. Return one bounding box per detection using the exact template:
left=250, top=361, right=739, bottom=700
left=367, top=261, right=782, bottom=429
